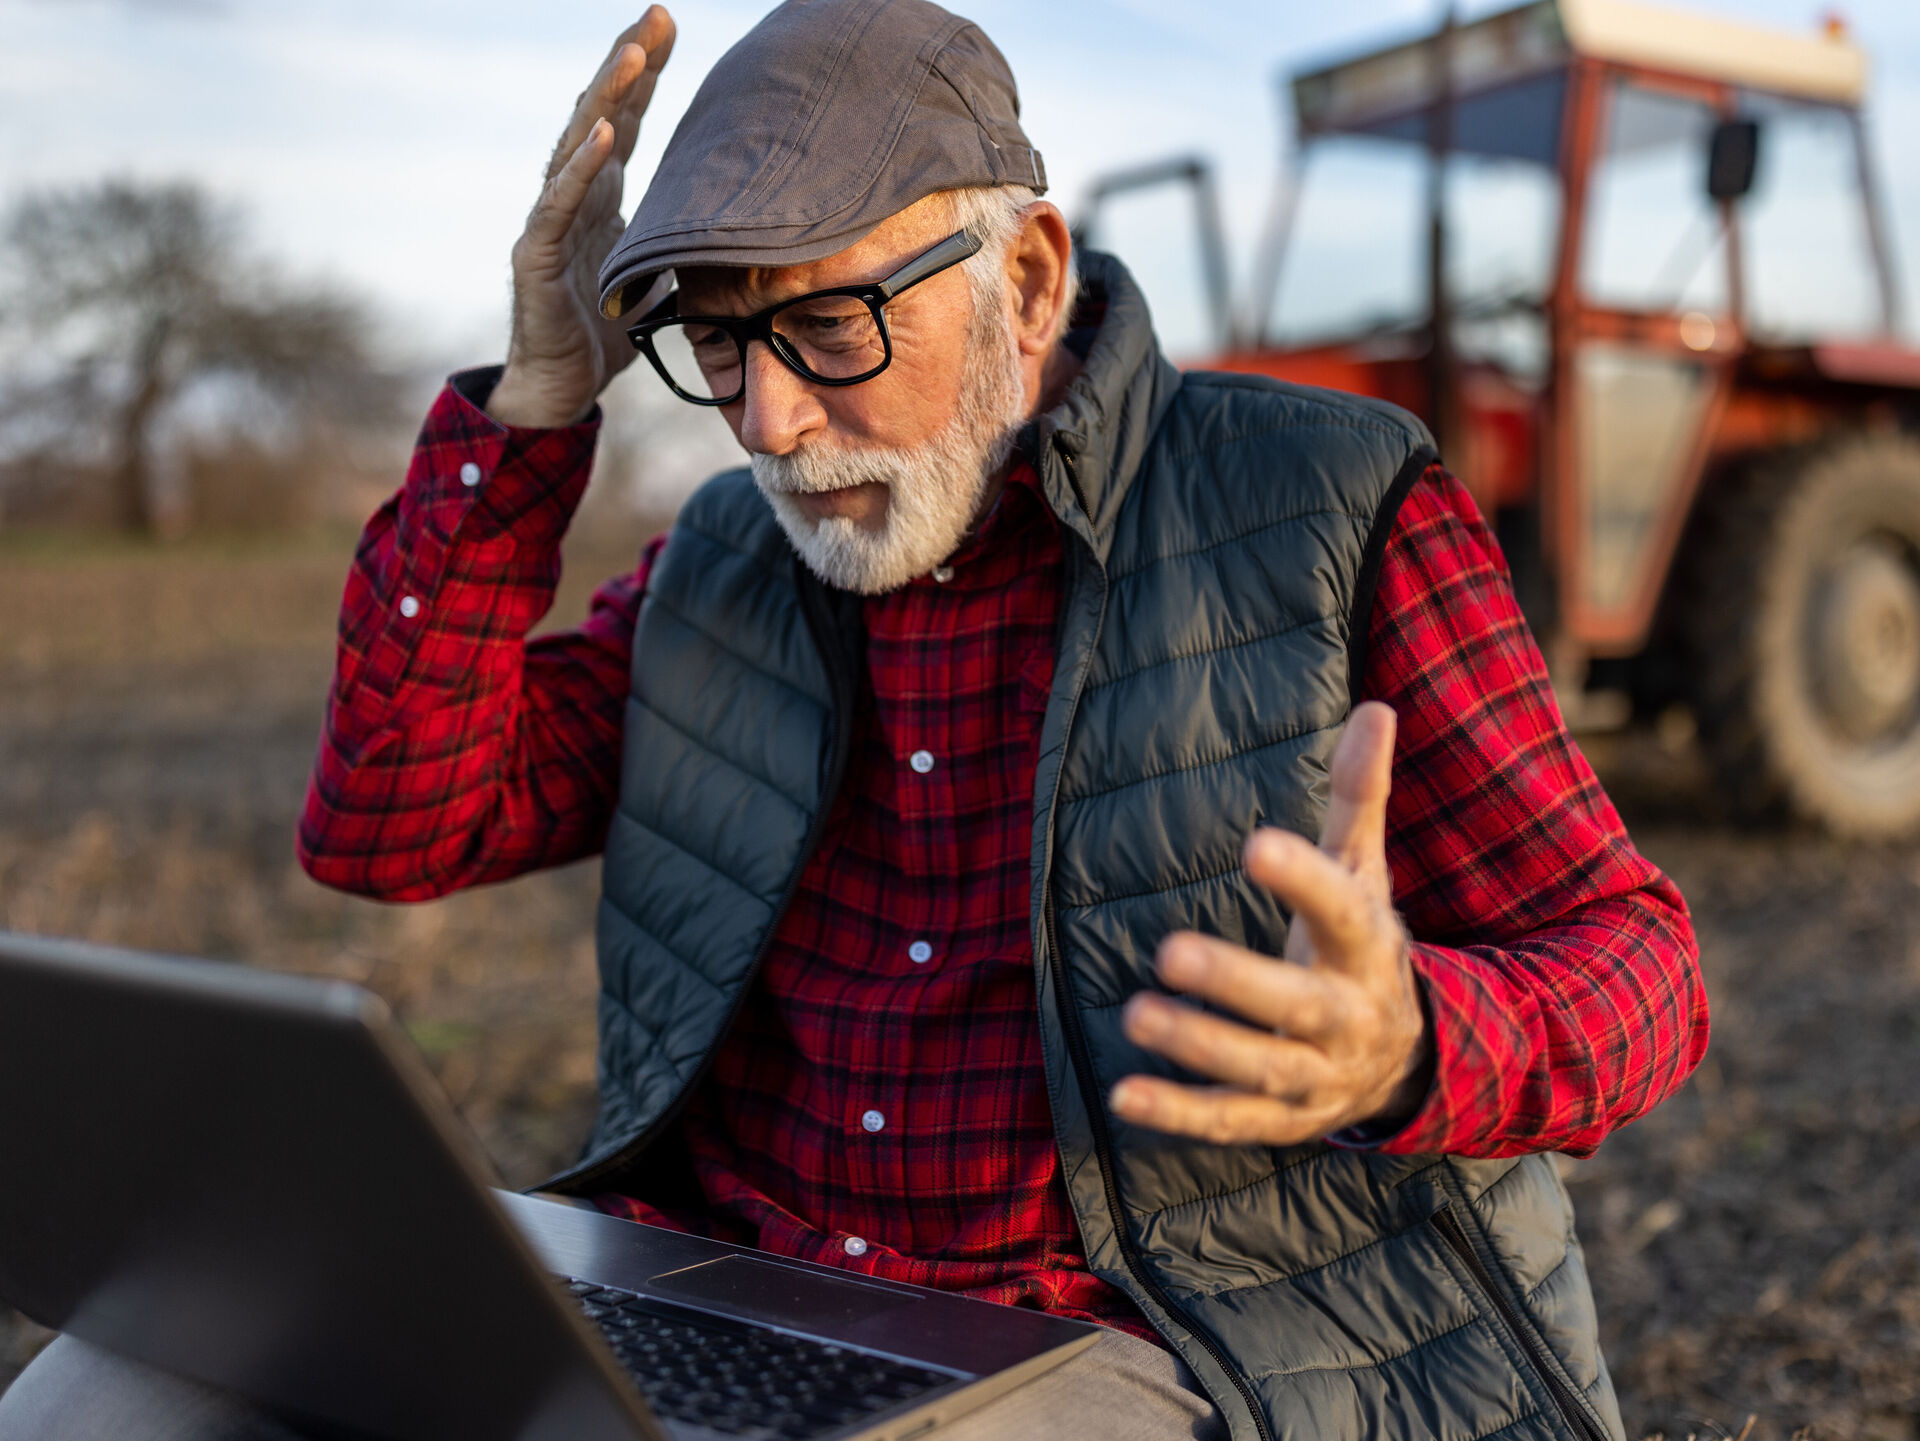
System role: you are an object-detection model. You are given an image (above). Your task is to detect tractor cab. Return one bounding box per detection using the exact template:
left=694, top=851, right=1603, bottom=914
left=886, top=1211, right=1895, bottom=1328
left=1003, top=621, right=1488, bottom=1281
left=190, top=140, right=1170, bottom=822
left=1079, top=0, right=1920, bottom=835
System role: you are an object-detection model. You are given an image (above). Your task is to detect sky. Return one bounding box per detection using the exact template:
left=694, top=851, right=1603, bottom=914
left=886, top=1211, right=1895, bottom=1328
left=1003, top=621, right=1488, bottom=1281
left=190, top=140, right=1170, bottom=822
left=7, top=0, right=1920, bottom=389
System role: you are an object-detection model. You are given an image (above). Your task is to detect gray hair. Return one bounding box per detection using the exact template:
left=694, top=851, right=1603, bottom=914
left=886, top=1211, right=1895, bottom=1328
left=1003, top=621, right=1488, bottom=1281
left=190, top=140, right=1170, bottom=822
left=945, top=185, right=1079, bottom=349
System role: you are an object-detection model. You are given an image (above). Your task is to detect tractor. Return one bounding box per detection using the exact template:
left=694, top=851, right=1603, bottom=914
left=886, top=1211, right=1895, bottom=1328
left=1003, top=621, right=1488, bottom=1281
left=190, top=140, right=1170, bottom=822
left=1077, top=0, right=1920, bottom=836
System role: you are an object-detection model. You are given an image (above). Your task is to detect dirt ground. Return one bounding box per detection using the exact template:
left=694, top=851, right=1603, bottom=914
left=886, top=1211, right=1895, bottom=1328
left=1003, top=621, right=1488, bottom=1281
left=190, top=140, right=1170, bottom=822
left=0, top=521, right=1915, bottom=1440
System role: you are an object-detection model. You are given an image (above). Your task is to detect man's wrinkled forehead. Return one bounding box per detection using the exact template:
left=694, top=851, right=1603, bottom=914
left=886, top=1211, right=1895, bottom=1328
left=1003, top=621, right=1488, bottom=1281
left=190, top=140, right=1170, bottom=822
left=676, top=194, right=957, bottom=316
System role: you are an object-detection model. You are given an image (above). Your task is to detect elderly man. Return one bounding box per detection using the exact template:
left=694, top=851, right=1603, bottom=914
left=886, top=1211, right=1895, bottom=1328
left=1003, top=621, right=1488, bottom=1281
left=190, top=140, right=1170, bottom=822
left=0, top=2, right=1704, bottom=1439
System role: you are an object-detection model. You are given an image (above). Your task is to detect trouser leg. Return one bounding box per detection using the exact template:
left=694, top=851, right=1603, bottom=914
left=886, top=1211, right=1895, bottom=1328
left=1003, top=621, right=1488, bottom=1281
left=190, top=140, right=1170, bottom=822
left=932, top=1326, right=1230, bottom=1441
left=0, top=1324, right=1230, bottom=1441
left=0, top=1335, right=311, bottom=1441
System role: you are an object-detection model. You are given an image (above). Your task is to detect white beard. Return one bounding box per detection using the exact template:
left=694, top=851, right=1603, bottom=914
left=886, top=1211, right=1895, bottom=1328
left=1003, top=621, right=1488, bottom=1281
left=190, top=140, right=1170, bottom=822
left=750, top=290, right=1030, bottom=596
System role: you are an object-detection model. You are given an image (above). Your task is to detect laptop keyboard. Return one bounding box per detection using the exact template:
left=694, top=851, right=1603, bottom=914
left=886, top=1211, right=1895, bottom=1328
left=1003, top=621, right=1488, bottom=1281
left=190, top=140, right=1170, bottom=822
left=565, top=1278, right=954, bottom=1439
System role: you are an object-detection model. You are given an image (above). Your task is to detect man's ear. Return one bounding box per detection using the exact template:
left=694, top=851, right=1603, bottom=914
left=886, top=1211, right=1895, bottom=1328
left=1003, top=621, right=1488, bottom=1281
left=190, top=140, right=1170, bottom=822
left=1006, top=201, right=1074, bottom=357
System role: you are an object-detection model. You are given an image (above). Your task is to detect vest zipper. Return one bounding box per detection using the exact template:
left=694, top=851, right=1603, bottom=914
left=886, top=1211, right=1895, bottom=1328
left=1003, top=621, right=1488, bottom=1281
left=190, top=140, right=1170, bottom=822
left=543, top=770, right=849, bottom=1195
left=545, top=801, right=843, bottom=1194
left=542, top=589, right=864, bottom=1197
left=1431, top=1201, right=1608, bottom=1441
left=1038, top=526, right=1273, bottom=1441
left=1040, top=895, right=1273, bottom=1441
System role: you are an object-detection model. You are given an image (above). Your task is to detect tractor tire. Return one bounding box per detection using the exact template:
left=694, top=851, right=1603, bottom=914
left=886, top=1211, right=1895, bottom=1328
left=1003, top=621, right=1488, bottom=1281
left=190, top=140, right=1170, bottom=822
left=1684, top=432, right=1920, bottom=837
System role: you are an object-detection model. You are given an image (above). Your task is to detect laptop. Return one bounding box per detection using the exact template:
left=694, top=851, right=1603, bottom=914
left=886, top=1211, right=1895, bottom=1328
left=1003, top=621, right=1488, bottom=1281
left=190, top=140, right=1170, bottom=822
left=0, top=931, right=1099, bottom=1441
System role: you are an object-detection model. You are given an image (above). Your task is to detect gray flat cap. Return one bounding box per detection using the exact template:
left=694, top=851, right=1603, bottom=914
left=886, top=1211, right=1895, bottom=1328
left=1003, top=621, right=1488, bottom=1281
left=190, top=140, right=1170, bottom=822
left=597, top=0, right=1045, bottom=318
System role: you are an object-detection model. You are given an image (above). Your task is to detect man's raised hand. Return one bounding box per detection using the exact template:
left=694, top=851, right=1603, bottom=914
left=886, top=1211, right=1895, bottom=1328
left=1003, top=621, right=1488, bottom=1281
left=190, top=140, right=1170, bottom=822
left=488, top=8, right=677, bottom=430
left=1109, top=702, right=1432, bottom=1146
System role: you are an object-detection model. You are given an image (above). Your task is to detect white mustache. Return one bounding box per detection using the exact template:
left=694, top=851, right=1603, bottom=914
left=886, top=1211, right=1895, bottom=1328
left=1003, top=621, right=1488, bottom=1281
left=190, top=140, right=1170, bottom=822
left=753, top=467, right=863, bottom=496
left=754, top=445, right=906, bottom=496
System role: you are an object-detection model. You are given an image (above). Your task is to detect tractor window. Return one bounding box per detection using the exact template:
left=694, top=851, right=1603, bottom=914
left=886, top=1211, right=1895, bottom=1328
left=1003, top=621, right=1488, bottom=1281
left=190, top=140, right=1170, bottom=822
left=1446, top=156, right=1558, bottom=308
left=1739, top=99, right=1882, bottom=340
left=1445, top=153, right=1559, bottom=381
left=1582, top=82, right=1728, bottom=314
left=1575, top=345, right=1714, bottom=615
left=1267, top=137, right=1426, bottom=345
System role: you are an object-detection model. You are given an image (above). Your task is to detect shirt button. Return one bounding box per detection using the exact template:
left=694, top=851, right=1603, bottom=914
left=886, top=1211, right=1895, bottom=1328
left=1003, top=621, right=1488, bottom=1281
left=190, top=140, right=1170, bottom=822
left=843, top=1236, right=868, bottom=1257
left=398, top=595, right=422, bottom=619
left=907, top=940, right=933, bottom=965
left=931, top=565, right=954, bottom=584
left=861, top=1109, right=886, bottom=1133
left=459, top=461, right=481, bottom=487
left=909, top=750, right=935, bottom=774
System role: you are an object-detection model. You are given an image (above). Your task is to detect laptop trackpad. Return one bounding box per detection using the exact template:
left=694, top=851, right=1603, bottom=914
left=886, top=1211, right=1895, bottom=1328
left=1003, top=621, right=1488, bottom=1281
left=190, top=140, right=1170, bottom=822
left=647, top=1255, right=922, bottom=1331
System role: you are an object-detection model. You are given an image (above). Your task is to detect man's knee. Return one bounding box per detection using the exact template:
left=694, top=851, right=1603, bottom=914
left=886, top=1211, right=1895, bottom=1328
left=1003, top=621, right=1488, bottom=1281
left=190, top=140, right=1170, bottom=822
left=0, top=1334, right=304, bottom=1441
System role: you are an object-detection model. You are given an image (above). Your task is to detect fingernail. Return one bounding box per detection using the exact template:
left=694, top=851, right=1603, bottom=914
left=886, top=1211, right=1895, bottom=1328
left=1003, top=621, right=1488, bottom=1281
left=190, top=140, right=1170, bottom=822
left=1153, top=938, right=1182, bottom=979
left=1126, top=995, right=1170, bottom=1040
left=1159, top=932, right=1204, bottom=974
left=1109, top=1082, right=1137, bottom=1113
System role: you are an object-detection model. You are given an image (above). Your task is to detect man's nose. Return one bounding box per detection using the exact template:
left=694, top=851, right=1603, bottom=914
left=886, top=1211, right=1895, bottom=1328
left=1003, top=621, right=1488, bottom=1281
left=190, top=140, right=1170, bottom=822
left=734, top=341, right=827, bottom=457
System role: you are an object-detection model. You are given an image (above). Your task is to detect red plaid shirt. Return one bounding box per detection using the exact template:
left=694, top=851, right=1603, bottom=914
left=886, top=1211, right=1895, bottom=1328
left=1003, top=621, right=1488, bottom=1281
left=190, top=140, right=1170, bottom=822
left=300, top=372, right=1705, bottom=1340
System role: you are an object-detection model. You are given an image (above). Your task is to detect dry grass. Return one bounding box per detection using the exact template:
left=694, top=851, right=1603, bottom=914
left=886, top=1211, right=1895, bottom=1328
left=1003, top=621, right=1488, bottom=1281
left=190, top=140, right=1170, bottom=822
left=0, top=513, right=659, bottom=1396
left=1, top=524, right=1916, bottom=1439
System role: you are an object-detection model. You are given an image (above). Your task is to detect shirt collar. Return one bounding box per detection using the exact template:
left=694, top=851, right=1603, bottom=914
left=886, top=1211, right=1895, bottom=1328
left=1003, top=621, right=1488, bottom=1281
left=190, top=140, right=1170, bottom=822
left=914, top=458, right=1054, bottom=588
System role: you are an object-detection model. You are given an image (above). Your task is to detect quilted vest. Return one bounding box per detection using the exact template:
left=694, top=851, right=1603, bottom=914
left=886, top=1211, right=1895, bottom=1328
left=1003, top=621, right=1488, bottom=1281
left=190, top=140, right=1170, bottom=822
left=545, top=254, right=1625, bottom=1441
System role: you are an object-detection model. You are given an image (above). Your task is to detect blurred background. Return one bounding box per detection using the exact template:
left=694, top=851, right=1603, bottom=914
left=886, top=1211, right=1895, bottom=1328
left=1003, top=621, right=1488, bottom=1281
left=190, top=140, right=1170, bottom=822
left=4, top=0, right=1920, bottom=1436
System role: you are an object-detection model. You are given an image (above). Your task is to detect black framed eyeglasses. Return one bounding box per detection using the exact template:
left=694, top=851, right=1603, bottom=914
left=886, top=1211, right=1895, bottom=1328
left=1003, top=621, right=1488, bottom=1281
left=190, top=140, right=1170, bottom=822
left=626, top=228, right=984, bottom=406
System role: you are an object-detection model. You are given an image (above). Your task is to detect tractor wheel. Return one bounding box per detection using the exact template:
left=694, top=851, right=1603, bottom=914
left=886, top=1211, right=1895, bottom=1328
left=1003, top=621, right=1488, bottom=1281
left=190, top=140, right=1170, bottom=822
left=1685, top=432, right=1920, bottom=837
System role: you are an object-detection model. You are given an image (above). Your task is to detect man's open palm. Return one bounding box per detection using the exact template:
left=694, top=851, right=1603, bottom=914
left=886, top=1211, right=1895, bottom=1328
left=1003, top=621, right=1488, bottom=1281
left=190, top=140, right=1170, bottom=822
left=1110, top=702, right=1431, bottom=1146
left=488, top=7, right=677, bottom=429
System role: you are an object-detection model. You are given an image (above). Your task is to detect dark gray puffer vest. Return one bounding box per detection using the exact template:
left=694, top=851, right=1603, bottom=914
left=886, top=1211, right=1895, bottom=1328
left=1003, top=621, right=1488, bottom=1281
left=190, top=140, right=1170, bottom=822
left=547, top=254, right=1624, bottom=1441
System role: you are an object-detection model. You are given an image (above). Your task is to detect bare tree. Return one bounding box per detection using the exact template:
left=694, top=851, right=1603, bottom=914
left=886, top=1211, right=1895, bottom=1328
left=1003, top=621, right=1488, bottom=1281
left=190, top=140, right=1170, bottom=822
left=0, top=179, right=391, bottom=534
